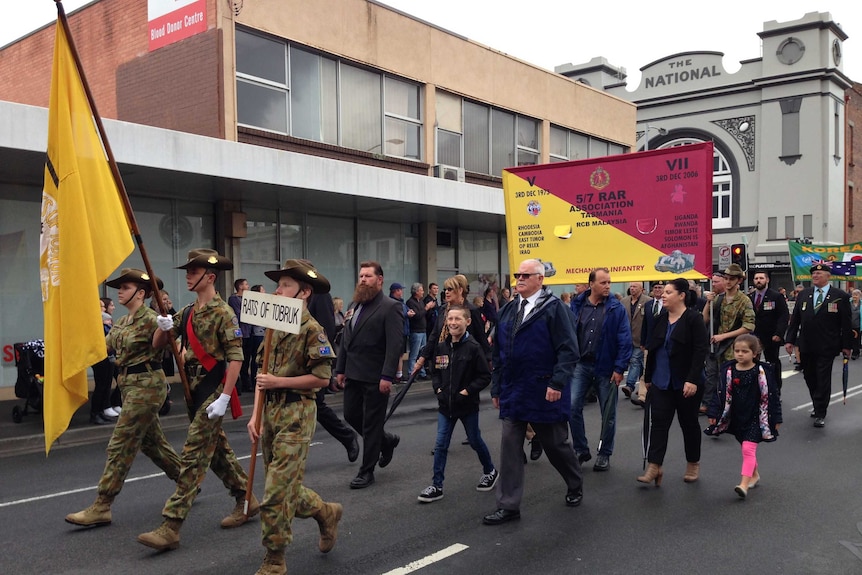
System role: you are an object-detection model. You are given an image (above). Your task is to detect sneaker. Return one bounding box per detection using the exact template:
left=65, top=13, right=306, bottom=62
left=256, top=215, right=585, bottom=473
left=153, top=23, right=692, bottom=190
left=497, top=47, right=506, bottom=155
left=112, top=406, right=123, bottom=414
left=103, top=407, right=119, bottom=418
left=476, top=469, right=499, bottom=492
left=417, top=485, right=443, bottom=503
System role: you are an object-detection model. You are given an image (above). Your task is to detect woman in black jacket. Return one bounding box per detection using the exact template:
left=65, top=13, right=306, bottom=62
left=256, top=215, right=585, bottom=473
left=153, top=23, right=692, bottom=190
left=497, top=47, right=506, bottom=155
left=639, top=278, right=709, bottom=486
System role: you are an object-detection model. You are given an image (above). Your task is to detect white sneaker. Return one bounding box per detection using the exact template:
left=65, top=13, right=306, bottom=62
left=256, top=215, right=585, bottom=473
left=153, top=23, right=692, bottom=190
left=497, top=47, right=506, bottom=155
left=103, top=407, right=119, bottom=418
left=112, top=406, right=122, bottom=414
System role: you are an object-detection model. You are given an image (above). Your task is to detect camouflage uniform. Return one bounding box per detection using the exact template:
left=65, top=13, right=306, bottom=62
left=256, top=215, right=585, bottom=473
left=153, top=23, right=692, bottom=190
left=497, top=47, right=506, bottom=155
left=258, top=309, right=336, bottom=550
left=716, top=294, right=756, bottom=361
left=97, top=306, right=181, bottom=496
left=161, top=294, right=249, bottom=521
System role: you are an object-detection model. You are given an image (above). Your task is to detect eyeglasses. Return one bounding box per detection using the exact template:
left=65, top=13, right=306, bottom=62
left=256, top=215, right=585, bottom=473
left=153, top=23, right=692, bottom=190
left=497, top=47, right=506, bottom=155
left=443, top=287, right=454, bottom=292
left=513, top=273, right=540, bottom=280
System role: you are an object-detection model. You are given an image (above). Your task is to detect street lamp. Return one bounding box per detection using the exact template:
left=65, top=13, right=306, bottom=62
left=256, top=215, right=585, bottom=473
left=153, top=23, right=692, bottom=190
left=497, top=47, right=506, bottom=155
left=642, top=124, right=667, bottom=151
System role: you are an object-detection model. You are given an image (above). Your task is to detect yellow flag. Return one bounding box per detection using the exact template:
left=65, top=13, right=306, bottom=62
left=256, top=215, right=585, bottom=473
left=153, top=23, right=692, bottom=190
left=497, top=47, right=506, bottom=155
left=40, top=20, right=133, bottom=454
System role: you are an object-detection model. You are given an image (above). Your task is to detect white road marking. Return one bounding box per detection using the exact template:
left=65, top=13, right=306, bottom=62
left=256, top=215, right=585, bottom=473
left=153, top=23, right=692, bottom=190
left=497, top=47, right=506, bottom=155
left=381, top=543, right=469, bottom=575
left=0, top=454, right=256, bottom=509
left=791, top=384, right=862, bottom=411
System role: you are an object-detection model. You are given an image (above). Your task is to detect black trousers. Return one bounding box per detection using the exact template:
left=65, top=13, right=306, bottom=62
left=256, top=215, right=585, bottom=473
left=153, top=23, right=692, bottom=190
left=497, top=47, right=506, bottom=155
left=90, top=358, right=114, bottom=415
left=316, top=388, right=356, bottom=447
left=646, top=384, right=703, bottom=466
left=762, top=341, right=783, bottom=391
left=343, top=379, right=396, bottom=475
left=801, top=352, right=836, bottom=418
left=239, top=337, right=256, bottom=390
left=497, top=419, right=582, bottom=511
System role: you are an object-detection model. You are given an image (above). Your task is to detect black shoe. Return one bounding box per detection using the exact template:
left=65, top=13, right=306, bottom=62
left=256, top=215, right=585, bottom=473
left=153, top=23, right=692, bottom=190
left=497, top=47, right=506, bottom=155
left=813, top=417, right=826, bottom=428
left=794, top=363, right=803, bottom=371
left=349, top=472, right=375, bottom=489
left=89, top=413, right=111, bottom=425
left=461, top=438, right=470, bottom=445
left=810, top=408, right=817, bottom=418
left=593, top=454, right=610, bottom=471
left=577, top=451, right=592, bottom=464
left=529, top=439, right=543, bottom=461
left=565, top=490, right=583, bottom=507
left=586, top=393, right=598, bottom=404
left=379, top=435, right=400, bottom=468
left=346, top=435, right=360, bottom=463
left=630, top=396, right=645, bottom=407
left=482, top=508, right=520, bottom=525
left=621, top=386, right=633, bottom=399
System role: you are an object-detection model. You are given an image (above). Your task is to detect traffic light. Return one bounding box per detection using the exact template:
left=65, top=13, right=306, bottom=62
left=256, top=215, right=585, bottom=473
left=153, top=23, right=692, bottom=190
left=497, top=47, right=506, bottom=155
left=731, top=243, right=747, bottom=271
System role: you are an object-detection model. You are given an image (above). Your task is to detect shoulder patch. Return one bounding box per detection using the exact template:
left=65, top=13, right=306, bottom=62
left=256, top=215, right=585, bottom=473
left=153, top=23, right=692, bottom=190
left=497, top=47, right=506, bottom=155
left=231, top=316, right=239, bottom=326
left=318, top=346, right=332, bottom=356
left=234, top=328, right=243, bottom=337
left=317, top=333, right=327, bottom=343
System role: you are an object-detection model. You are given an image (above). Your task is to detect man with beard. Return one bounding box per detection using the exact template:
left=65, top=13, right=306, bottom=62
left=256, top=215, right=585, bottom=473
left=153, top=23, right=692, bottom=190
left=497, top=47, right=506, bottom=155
left=749, top=271, right=789, bottom=392
left=335, top=262, right=404, bottom=488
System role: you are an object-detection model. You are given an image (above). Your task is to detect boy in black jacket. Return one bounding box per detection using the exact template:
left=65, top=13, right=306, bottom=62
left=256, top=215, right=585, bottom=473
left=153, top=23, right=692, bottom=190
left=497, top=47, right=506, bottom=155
left=418, top=306, right=497, bottom=503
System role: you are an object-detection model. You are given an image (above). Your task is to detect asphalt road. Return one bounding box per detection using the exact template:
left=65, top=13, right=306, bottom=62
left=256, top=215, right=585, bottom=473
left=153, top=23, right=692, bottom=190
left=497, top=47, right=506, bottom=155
left=2, top=358, right=862, bottom=574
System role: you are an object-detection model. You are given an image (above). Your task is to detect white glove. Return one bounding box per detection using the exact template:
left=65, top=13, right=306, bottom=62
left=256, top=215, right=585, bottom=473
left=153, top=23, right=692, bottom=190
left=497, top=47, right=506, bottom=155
left=206, top=393, right=231, bottom=420
left=156, top=315, right=174, bottom=332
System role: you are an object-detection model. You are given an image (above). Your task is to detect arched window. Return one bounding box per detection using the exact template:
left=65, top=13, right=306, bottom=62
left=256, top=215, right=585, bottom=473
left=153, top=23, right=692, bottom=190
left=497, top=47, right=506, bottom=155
left=659, top=138, right=733, bottom=230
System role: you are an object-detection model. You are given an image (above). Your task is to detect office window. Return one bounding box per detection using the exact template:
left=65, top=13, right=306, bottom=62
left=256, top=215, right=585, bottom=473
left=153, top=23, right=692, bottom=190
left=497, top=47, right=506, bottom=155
left=516, top=116, right=539, bottom=166
left=464, top=101, right=490, bottom=174
left=491, top=109, right=515, bottom=175
left=802, top=214, right=813, bottom=238
left=785, top=216, right=795, bottom=239
left=779, top=97, right=802, bottom=164
left=436, top=91, right=462, bottom=167
left=549, top=126, right=568, bottom=161
left=767, top=217, right=777, bottom=240
left=236, top=28, right=422, bottom=158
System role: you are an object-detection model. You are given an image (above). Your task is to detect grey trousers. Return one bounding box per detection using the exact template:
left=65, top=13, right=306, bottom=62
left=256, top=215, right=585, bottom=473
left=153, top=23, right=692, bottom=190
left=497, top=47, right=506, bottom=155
left=496, top=418, right=583, bottom=511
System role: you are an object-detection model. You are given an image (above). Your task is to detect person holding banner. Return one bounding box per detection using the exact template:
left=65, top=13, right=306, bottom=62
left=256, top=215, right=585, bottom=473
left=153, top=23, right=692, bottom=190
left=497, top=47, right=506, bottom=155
left=247, top=259, right=342, bottom=575
left=65, top=269, right=181, bottom=528
left=138, top=249, right=256, bottom=551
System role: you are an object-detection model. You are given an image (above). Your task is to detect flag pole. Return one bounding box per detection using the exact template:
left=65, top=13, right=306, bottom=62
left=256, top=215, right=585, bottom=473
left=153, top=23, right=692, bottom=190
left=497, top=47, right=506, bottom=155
left=54, top=0, right=194, bottom=417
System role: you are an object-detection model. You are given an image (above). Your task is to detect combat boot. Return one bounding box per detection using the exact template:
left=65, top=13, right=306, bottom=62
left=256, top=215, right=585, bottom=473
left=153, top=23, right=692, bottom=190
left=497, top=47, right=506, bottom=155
left=65, top=494, right=114, bottom=527
left=312, top=501, right=343, bottom=553
left=221, top=492, right=260, bottom=528
left=137, top=518, right=182, bottom=550
left=255, top=549, right=286, bottom=575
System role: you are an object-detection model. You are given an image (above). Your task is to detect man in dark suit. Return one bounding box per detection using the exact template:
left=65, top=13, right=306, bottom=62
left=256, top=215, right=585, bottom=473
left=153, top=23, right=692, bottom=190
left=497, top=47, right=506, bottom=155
left=750, top=271, right=789, bottom=392
left=335, top=261, right=404, bottom=488
left=785, top=263, right=853, bottom=428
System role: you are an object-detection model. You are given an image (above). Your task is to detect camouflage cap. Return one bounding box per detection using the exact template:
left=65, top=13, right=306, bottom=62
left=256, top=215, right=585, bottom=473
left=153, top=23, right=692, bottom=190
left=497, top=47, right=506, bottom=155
left=265, top=259, right=330, bottom=294
left=176, top=248, right=233, bottom=271
left=722, top=263, right=746, bottom=279
left=106, top=268, right=163, bottom=290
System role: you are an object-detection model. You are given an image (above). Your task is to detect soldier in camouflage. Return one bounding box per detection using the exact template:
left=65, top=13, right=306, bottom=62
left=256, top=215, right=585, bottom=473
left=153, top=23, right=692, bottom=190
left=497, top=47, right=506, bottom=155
left=247, top=259, right=342, bottom=575
left=65, top=269, right=181, bottom=527
left=138, top=249, right=257, bottom=551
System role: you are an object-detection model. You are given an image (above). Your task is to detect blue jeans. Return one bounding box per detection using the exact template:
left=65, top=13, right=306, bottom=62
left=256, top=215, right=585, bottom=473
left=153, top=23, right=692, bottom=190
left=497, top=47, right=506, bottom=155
left=625, top=347, right=644, bottom=388
left=407, top=332, right=427, bottom=377
left=432, top=411, right=495, bottom=487
left=570, top=361, right=617, bottom=456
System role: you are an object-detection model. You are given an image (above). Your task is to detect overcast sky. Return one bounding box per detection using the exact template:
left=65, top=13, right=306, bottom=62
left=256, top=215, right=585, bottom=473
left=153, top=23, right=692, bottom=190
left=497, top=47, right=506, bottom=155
left=2, top=0, right=859, bottom=88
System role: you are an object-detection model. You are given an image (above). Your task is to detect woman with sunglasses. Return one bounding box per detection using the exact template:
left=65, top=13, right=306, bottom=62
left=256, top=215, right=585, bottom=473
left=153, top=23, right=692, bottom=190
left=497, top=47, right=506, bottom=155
left=413, top=275, right=491, bottom=376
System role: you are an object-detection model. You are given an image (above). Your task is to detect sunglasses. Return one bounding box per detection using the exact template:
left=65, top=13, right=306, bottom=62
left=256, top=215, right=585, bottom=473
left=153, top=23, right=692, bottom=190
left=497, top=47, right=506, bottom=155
left=512, top=273, right=539, bottom=280
left=443, top=287, right=454, bottom=292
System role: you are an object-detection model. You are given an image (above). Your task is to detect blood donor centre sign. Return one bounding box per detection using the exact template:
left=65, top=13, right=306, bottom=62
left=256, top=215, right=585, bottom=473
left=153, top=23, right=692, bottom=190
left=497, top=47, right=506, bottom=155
left=240, top=291, right=302, bottom=335
left=148, top=0, right=207, bottom=52
left=502, top=142, right=713, bottom=285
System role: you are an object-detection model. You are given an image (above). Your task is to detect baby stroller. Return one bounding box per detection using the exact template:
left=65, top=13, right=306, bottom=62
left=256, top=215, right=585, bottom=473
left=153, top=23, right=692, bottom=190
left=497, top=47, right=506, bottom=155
left=12, top=340, right=45, bottom=423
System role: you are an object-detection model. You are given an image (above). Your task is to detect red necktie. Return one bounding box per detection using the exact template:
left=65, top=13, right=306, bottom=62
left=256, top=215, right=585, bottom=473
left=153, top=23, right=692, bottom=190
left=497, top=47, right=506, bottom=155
left=755, top=293, right=762, bottom=308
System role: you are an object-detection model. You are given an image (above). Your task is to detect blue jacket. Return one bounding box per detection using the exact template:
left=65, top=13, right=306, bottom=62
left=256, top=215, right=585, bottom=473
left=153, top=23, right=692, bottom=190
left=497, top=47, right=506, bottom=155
left=570, top=290, right=633, bottom=377
left=491, top=288, right=579, bottom=423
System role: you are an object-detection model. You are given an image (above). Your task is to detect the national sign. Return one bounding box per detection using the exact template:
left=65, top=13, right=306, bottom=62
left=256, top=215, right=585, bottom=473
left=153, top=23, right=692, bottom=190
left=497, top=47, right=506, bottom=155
left=502, top=143, right=714, bottom=284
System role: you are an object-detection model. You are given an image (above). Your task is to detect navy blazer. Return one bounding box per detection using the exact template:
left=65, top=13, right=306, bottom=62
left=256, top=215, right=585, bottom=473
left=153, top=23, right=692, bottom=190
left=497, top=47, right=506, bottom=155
left=785, top=286, right=852, bottom=356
